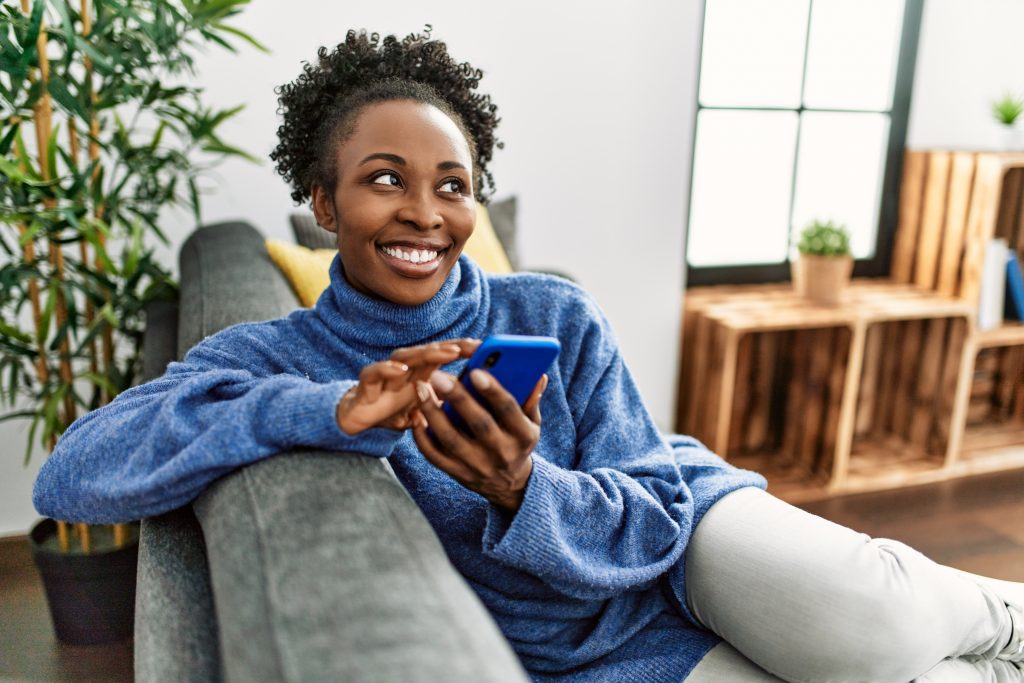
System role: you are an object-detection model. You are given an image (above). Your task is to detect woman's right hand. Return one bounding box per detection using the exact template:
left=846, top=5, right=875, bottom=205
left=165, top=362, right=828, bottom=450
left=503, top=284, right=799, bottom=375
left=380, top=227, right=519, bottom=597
left=336, top=339, right=480, bottom=435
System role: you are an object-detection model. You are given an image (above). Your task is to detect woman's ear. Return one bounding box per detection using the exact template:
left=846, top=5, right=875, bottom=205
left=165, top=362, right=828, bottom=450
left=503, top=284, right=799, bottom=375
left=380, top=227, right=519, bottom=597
left=311, top=184, right=338, bottom=233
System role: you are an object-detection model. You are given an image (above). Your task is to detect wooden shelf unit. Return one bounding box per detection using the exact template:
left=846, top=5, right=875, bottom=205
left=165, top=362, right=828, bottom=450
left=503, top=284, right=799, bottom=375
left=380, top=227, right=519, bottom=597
left=677, top=151, right=1024, bottom=502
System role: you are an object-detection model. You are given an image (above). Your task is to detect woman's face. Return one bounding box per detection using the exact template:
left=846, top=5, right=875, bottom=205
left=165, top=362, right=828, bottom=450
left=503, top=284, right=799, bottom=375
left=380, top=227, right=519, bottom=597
left=311, top=99, right=477, bottom=306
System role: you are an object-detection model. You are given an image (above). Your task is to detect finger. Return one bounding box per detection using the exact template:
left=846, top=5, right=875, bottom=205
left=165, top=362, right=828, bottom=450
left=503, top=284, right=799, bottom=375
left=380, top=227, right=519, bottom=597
left=412, top=420, right=475, bottom=482
left=417, top=379, right=488, bottom=468
left=522, top=374, right=548, bottom=426
left=467, top=370, right=537, bottom=444
left=447, top=338, right=482, bottom=358
left=432, top=371, right=505, bottom=449
left=359, top=361, right=409, bottom=402
left=391, top=343, right=462, bottom=366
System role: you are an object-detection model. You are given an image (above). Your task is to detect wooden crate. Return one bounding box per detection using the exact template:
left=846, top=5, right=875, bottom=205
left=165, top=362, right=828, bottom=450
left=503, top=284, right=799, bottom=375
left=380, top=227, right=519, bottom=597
left=677, top=150, right=1024, bottom=503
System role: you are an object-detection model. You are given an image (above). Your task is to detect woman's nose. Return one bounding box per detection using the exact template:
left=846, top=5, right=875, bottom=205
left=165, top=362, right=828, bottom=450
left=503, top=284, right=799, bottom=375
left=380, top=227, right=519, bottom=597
left=396, top=189, right=443, bottom=231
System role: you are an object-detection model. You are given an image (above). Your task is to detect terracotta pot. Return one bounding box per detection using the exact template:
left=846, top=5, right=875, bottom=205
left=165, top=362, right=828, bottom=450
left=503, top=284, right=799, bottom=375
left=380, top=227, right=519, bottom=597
left=791, top=255, right=853, bottom=305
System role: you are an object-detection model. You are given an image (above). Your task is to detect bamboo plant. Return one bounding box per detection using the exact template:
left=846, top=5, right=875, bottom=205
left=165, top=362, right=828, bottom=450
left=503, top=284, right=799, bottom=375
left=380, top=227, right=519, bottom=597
left=0, top=0, right=263, bottom=553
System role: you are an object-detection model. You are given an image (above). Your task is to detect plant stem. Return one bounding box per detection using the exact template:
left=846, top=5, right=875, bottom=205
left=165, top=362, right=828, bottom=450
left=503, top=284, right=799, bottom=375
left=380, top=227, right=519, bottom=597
left=80, top=0, right=114, bottom=405
left=69, top=120, right=100, bottom=382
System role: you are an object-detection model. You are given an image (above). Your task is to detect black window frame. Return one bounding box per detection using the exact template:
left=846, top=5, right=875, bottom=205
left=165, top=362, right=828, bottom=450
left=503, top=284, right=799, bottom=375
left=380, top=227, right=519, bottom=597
left=685, top=0, right=925, bottom=288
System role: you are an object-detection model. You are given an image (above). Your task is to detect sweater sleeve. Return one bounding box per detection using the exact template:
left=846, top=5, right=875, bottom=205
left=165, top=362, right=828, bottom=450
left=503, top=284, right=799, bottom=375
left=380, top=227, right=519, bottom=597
left=480, top=292, right=763, bottom=601
left=33, top=332, right=405, bottom=524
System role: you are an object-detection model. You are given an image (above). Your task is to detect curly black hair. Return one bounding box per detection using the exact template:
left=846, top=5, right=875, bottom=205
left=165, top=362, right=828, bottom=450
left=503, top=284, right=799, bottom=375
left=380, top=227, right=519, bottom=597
left=271, top=28, right=502, bottom=205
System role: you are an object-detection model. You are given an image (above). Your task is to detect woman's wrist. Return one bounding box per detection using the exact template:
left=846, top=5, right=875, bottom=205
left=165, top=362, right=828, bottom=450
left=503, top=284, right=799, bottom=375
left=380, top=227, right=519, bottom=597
left=335, top=387, right=364, bottom=435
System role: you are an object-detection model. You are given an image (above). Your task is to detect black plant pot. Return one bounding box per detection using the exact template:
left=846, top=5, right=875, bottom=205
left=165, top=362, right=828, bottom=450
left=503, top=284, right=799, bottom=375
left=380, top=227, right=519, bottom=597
left=29, top=518, right=138, bottom=645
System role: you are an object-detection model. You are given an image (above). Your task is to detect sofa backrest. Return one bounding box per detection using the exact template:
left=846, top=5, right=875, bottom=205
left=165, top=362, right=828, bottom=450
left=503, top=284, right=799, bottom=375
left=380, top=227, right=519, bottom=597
left=177, top=221, right=300, bottom=358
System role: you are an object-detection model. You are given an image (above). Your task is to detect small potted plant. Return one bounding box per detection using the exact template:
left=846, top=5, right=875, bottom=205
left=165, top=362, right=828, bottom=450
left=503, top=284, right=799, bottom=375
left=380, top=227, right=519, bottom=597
left=792, top=220, right=853, bottom=305
left=992, top=92, right=1024, bottom=150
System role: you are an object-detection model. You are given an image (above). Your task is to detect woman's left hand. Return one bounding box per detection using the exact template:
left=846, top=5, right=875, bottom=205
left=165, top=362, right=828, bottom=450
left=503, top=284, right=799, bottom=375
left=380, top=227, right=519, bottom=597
left=411, top=369, right=547, bottom=513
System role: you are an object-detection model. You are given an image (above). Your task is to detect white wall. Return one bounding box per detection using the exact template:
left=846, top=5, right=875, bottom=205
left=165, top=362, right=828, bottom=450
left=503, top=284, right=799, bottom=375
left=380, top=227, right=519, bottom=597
left=907, top=0, right=1024, bottom=151
left=4, top=0, right=1022, bottom=536
left=1, top=0, right=702, bottom=536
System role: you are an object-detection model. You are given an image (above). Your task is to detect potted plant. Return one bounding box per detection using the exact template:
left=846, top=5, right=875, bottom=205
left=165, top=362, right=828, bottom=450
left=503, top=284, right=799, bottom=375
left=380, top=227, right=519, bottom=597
left=791, top=220, right=853, bottom=306
left=0, top=0, right=262, bottom=645
left=992, top=92, right=1024, bottom=151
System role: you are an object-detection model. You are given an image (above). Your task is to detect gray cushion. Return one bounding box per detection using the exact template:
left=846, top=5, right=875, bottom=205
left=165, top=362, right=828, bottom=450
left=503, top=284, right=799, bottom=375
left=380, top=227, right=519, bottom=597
left=487, top=196, right=519, bottom=270
left=289, top=212, right=337, bottom=250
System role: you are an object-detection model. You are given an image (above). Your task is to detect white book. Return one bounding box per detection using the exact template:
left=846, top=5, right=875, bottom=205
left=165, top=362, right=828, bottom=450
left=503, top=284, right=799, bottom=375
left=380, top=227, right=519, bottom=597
left=977, top=238, right=1008, bottom=331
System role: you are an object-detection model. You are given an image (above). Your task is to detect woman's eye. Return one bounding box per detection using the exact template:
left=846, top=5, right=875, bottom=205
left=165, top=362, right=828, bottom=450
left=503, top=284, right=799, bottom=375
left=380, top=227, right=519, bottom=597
left=439, top=179, right=464, bottom=194
left=371, top=172, right=401, bottom=187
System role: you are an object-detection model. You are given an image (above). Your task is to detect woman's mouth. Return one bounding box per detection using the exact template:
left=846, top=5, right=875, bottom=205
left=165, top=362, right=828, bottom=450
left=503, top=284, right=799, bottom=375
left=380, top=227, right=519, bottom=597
left=377, top=244, right=449, bottom=278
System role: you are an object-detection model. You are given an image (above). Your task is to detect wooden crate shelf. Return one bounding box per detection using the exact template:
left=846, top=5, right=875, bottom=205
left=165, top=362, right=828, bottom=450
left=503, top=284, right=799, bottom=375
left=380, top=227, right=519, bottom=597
left=677, top=150, right=1024, bottom=503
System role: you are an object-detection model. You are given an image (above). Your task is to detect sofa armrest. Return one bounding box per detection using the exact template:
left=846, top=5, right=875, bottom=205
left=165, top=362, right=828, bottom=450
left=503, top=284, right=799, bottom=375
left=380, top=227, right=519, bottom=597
left=193, top=450, right=530, bottom=683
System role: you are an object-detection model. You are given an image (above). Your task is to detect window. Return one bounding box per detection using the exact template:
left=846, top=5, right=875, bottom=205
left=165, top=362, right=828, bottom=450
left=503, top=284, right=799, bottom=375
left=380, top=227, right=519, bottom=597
left=685, top=0, right=924, bottom=286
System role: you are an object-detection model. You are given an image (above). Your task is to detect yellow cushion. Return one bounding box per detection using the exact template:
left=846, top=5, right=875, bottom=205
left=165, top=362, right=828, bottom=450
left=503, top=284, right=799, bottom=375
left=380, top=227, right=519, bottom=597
left=265, top=239, right=336, bottom=308
left=464, top=203, right=513, bottom=274
left=265, top=203, right=512, bottom=307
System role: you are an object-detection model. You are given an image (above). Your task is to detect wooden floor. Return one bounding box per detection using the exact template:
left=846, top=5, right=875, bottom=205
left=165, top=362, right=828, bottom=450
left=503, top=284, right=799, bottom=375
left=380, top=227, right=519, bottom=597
left=1, top=468, right=1022, bottom=681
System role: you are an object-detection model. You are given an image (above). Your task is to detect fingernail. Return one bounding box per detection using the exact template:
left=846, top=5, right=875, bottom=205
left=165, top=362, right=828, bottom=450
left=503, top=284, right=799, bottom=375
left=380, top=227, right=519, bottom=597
left=444, top=344, right=461, bottom=353
left=430, top=371, right=454, bottom=394
left=470, top=369, right=491, bottom=389
left=415, top=381, right=431, bottom=402
left=416, top=413, right=428, bottom=428
left=396, top=362, right=409, bottom=372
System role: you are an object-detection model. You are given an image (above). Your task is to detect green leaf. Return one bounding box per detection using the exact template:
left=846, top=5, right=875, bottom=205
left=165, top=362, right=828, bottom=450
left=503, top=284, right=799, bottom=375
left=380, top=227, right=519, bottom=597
left=0, top=410, right=36, bottom=425
left=38, top=279, right=57, bottom=344
left=45, top=121, right=59, bottom=182
left=77, top=41, right=116, bottom=74
left=212, top=22, right=268, bottom=53
left=24, top=412, right=40, bottom=464
left=79, top=371, right=115, bottom=396
left=18, top=0, right=46, bottom=71
left=0, top=122, right=20, bottom=156
left=201, top=140, right=259, bottom=163
left=53, top=0, right=76, bottom=53
left=0, top=320, right=32, bottom=343
left=48, top=76, right=90, bottom=121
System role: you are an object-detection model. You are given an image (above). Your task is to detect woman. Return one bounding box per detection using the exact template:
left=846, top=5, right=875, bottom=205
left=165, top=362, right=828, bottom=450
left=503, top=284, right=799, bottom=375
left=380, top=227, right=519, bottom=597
left=34, top=30, right=1023, bottom=682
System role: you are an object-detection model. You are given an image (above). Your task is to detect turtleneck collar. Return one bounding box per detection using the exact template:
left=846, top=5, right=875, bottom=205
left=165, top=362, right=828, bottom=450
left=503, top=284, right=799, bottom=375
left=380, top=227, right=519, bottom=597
left=313, top=253, right=490, bottom=355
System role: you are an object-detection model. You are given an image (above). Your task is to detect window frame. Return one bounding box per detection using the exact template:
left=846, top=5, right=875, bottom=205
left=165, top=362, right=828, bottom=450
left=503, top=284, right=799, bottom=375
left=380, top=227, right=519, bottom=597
left=684, top=0, right=926, bottom=288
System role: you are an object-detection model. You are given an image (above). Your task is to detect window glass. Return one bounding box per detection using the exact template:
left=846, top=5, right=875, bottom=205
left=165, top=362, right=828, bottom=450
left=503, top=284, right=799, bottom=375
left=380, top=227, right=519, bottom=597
left=790, top=111, right=890, bottom=259
left=688, top=110, right=799, bottom=267
left=802, top=0, right=905, bottom=111
left=699, top=0, right=810, bottom=108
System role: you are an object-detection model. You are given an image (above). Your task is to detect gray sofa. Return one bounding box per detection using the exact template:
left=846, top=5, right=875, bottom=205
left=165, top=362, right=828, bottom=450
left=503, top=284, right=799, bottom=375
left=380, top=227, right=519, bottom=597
left=135, top=221, right=530, bottom=682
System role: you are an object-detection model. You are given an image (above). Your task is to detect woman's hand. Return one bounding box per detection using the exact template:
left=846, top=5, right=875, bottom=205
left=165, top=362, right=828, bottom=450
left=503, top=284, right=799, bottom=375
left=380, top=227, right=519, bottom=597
left=411, top=369, right=548, bottom=513
left=336, top=339, right=480, bottom=435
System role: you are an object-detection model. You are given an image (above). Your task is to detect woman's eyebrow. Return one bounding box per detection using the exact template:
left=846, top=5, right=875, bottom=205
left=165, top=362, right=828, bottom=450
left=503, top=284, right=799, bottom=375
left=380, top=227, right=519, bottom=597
left=359, top=152, right=405, bottom=166
left=438, top=161, right=467, bottom=171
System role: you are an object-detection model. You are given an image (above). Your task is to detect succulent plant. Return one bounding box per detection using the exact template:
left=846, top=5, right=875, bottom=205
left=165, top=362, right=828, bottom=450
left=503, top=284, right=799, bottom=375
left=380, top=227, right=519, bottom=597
left=992, top=93, right=1024, bottom=126
left=796, top=220, right=851, bottom=258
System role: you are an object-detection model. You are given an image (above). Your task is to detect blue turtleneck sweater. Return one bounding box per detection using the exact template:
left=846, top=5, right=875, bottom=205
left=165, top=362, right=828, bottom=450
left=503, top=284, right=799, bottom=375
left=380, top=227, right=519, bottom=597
left=34, top=255, right=765, bottom=682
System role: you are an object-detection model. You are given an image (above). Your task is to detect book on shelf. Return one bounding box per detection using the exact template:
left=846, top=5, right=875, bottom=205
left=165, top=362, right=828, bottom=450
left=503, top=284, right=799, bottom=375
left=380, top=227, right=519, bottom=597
left=978, top=239, right=1008, bottom=330
left=1006, top=250, right=1024, bottom=321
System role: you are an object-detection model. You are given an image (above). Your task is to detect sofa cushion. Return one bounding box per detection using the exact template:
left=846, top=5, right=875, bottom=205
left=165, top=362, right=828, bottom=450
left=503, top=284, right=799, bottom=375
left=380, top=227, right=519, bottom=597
left=265, top=240, right=336, bottom=308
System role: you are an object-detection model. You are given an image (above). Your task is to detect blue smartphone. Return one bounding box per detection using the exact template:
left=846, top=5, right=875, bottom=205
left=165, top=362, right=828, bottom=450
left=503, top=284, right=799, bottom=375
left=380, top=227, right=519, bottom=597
left=441, top=334, right=561, bottom=433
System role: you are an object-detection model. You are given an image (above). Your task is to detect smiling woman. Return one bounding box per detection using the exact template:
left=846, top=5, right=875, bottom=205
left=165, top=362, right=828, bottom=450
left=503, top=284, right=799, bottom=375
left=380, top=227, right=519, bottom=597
left=31, top=27, right=1024, bottom=683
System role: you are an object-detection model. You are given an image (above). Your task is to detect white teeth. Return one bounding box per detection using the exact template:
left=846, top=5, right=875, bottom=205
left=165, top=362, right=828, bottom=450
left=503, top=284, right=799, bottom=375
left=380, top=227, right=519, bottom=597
left=382, top=246, right=439, bottom=263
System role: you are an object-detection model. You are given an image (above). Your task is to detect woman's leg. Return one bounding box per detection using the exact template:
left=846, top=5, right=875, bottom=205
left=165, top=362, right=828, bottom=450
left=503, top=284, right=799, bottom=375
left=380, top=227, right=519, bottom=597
left=683, top=487, right=1023, bottom=683
left=686, top=641, right=785, bottom=681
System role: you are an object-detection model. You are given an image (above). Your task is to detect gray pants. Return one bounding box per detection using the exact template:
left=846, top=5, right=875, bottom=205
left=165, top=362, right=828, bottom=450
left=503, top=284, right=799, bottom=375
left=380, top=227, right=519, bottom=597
left=684, top=488, right=1024, bottom=682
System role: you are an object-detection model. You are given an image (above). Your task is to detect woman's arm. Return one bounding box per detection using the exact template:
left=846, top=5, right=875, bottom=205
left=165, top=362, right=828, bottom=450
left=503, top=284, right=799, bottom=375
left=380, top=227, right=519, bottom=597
left=32, top=334, right=403, bottom=524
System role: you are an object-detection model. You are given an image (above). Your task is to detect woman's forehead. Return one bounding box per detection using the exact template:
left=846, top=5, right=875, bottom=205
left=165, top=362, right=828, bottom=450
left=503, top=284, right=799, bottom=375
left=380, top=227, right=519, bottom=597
left=338, top=100, right=473, bottom=168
